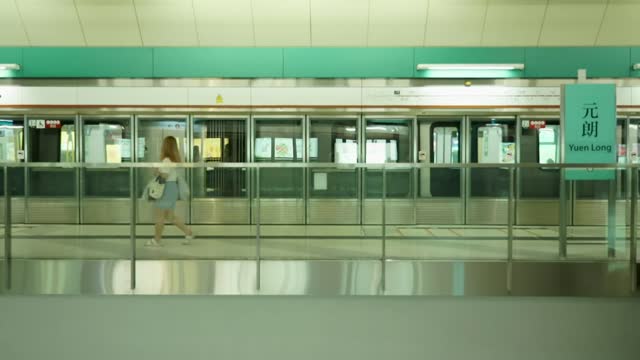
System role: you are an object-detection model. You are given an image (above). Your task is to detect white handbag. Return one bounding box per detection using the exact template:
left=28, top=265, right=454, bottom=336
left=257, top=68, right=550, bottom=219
left=148, top=176, right=166, bottom=200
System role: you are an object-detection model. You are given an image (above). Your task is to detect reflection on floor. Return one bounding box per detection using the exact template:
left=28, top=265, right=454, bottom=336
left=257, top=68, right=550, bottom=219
left=0, top=224, right=636, bottom=261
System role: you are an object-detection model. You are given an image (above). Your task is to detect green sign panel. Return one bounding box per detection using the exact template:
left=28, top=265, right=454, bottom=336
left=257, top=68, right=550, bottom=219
left=562, top=84, right=616, bottom=180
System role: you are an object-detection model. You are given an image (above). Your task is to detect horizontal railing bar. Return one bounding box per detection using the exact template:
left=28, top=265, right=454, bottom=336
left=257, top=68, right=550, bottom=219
left=1, top=162, right=640, bottom=170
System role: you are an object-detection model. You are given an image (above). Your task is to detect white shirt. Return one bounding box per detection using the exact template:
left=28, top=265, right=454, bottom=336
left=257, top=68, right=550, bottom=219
left=159, top=157, right=178, bottom=181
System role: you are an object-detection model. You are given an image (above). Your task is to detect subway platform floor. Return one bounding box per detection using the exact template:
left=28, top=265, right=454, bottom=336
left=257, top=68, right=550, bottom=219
left=0, top=224, right=637, bottom=261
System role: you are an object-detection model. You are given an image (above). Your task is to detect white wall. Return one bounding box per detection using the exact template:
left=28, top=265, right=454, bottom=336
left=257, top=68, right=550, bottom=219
left=0, top=296, right=638, bottom=360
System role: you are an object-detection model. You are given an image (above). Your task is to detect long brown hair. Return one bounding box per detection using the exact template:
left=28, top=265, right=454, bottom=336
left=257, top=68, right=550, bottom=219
left=161, top=136, right=182, bottom=162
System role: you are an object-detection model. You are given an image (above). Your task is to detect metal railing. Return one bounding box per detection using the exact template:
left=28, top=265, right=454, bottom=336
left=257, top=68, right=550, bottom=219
left=1, top=161, right=638, bottom=294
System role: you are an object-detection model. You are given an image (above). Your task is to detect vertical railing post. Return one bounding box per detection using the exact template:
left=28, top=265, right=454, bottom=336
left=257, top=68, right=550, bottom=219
left=559, top=168, right=568, bottom=259
left=256, top=166, right=261, bottom=291
left=607, top=174, right=617, bottom=258
left=630, top=167, right=638, bottom=294
left=130, top=164, right=136, bottom=291
left=507, top=166, right=515, bottom=294
left=4, top=165, right=11, bottom=290
left=381, top=167, right=387, bottom=293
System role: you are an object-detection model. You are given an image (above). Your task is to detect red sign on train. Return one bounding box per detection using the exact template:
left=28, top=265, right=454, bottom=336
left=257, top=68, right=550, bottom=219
left=45, top=120, right=62, bottom=129
left=528, top=120, right=546, bottom=129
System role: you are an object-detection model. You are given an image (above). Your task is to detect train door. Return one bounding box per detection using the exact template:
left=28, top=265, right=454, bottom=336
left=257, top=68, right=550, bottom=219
left=191, top=116, right=248, bottom=224
left=80, top=116, right=132, bottom=224
left=252, top=116, right=304, bottom=224
left=467, top=117, right=516, bottom=225
left=26, top=116, right=77, bottom=223
left=517, top=117, right=564, bottom=225
left=307, top=116, right=359, bottom=224
left=0, top=116, right=25, bottom=224
left=136, top=116, right=188, bottom=224
left=573, top=118, right=627, bottom=226
left=362, top=117, right=414, bottom=225
left=416, top=117, right=463, bottom=224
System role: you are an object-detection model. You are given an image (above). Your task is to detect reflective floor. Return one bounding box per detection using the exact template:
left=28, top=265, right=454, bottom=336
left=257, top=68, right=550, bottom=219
left=1, top=224, right=637, bottom=261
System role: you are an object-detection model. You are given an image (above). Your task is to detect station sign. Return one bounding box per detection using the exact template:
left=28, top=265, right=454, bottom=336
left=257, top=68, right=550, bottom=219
left=562, top=84, right=616, bottom=180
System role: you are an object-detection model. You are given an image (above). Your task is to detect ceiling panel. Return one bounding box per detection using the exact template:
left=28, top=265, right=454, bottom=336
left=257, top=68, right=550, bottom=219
left=311, top=0, right=368, bottom=46
left=368, top=0, right=429, bottom=46
left=194, top=0, right=254, bottom=46
left=134, top=0, right=198, bottom=46
left=252, top=0, right=310, bottom=46
left=539, top=0, right=607, bottom=46
left=425, top=0, right=489, bottom=46
left=596, top=0, right=640, bottom=45
left=76, top=0, right=141, bottom=46
left=482, top=0, right=547, bottom=46
left=0, top=0, right=29, bottom=45
left=16, top=0, right=85, bottom=46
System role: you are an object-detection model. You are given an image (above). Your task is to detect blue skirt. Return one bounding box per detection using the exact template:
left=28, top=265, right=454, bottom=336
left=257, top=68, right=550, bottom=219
left=154, top=181, right=178, bottom=210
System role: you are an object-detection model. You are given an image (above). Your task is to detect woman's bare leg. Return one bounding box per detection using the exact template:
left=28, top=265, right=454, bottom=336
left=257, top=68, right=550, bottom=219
left=154, top=207, right=165, bottom=242
left=168, top=210, right=192, bottom=236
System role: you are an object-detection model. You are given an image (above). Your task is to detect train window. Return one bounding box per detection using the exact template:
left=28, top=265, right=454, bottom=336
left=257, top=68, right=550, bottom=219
left=27, top=117, right=76, bottom=197
left=193, top=118, right=246, bottom=198
left=419, top=120, right=462, bottom=198
left=254, top=118, right=303, bottom=198
left=477, top=124, right=514, bottom=163
left=432, top=126, right=459, bottom=164
left=537, top=126, right=559, bottom=164
left=470, top=118, right=515, bottom=198
left=0, top=116, right=25, bottom=197
left=136, top=117, right=188, bottom=196
left=309, top=118, right=358, bottom=198
left=309, top=118, right=357, bottom=163
left=365, top=119, right=411, bottom=163
left=365, top=118, right=412, bottom=198
left=82, top=117, right=132, bottom=198
left=630, top=123, right=640, bottom=163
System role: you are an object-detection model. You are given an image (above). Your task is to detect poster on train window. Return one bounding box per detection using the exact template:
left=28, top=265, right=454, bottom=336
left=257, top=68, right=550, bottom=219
left=295, top=138, right=303, bottom=159
left=137, top=138, right=145, bottom=159
left=106, top=144, right=122, bottom=163
left=255, top=138, right=272, bottom=159
left=562, top=84, right=616, bottom=180
left=309, top=138, right=318, bottom=158
left=501, top=143, right=515, bottom=163
left=120, top=139, right=131, bottom=159
left=366, top=140, right=386, bottom=164
left=387, top=140, right=398, bottom=162
left=274, top=138, right=294, bottom=159
left=294, top=138, right=318, bottom=159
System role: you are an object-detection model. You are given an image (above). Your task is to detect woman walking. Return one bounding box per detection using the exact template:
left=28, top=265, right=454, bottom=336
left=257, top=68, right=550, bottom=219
left=146, top=136, right=193, bottom=246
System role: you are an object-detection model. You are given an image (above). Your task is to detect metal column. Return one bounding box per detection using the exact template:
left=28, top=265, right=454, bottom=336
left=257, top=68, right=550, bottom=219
left=256, top=166, right=261, bottom=291
left=507, top=167, right=515, bottom=294
left=4, top=165, right=11, bottom=290
left=559, top=170, right=568, bottom=258
left=129, top=164, right=136, bottom=290
left=607, top=175, right=617, bottom=258
left=381, top=167, right=387, bottom=293
left=630, top=167, right=638, bottom=293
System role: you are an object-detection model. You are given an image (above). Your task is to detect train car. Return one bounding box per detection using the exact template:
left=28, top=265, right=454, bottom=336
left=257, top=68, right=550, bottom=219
left=0, top=79, right=637, bottom=228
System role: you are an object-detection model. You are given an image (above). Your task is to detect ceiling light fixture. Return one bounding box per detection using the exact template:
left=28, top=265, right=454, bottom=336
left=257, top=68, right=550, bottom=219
left=0, top=64, right=20, bottom=71
left=416, top=63, right=525, bottom=71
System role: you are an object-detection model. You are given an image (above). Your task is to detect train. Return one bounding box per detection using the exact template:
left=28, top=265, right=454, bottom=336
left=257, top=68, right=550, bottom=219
left=0, top=78, right=637, bottom=227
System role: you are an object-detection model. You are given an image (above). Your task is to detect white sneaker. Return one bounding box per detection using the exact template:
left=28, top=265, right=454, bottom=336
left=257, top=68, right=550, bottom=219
left=145, top=238, right=162, bottom=247
left=182, top=235, right=194, bottom=245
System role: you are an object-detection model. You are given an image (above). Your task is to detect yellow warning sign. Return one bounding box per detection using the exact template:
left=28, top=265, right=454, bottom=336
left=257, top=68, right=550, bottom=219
left=216, top=94, right=224, bottom=104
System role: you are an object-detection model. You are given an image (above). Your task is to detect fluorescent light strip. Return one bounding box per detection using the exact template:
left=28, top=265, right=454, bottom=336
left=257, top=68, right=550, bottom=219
left=416, top=63, right=525, bottom=71
left=0, top=64, right=20, bottom=71
left=633, top=63, right=640, bottom=71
